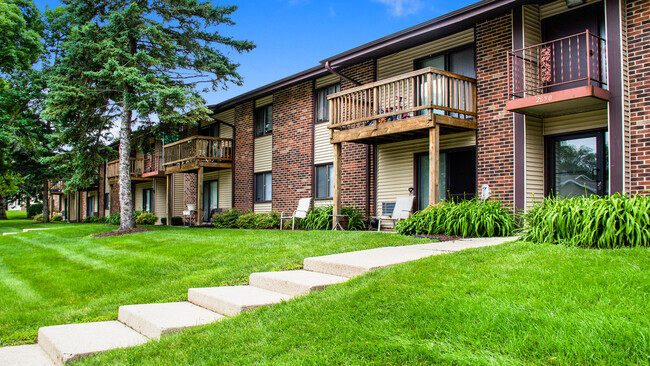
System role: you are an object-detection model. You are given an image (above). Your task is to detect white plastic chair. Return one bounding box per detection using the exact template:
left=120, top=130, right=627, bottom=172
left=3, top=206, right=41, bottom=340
left=280, top=197, right=311, bottom=230
left=374, top=196, right=415, bottom=232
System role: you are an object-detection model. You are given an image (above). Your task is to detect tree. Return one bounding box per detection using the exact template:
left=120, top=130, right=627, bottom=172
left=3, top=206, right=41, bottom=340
left=0, top=0, right=43, bottom=76
left=44, top=0, right=254, bottom=230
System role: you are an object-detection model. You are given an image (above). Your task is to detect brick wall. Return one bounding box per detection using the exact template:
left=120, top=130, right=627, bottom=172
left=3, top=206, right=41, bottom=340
left=627, top=0, right=650, bottom=195
left=110, top=184, right=119, bottom=214
left=98, top=166, right=105, bottom=217
left=80, top=191, right=87, bottom=221
left=475, top=13, right=515, bottom=206
left=234, top=101, right=255, bottom=211
left=272, top=81, right=314, bottom=213
left=340, top=60, right=376, bottom=215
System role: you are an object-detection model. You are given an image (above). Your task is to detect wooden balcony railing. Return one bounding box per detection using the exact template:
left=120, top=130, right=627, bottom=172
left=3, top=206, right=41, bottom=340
left=163, top=136, right=233, bottom=169
left=508, top=30, right=607, bottom=99
left=51, top=181, right=65, bottom=194
left=107, top=158, right=145, bottom=179
left=327, top=67, right=477, bottom=131
left=143, top=150, right=164, bottom=175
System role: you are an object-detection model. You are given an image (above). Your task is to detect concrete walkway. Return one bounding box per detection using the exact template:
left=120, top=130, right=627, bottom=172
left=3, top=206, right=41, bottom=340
left=0, top=236, right=518, bottom=365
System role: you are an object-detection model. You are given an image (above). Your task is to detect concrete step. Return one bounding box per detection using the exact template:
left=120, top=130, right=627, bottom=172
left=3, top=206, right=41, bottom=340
left=303, top=246, right=444, bottom=278
left=188, top=285, right=292, bottom=316
left=0, top=344, right=54, bottom=366
left=249, top=270, right=349, bottom=296
left=118, top=301, right=225, bottom=339
left=2, top=232, right=18, bottom=236
left=38, top=321, right=148, bottom=365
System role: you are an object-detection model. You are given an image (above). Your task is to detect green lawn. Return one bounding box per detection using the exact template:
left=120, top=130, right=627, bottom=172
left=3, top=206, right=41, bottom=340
left=0, top=218, right=427, bottom=346
left=80, top=241, right=650, bottom=366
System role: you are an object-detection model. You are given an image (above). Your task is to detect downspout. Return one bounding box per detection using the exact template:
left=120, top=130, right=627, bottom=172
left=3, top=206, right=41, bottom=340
left=324, top=61, right=362, bottom=87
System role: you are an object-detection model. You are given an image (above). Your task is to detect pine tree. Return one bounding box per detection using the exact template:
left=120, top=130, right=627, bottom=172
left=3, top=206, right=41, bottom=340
left=44, top=0, right=254, bottom=230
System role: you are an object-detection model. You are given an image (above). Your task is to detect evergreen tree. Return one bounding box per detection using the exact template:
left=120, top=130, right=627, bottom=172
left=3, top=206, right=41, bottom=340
left=44, top=0, right=254, bottom=230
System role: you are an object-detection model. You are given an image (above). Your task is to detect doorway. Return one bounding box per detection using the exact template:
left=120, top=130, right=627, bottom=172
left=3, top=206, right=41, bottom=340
left=203, top=180, right=218, bottom=222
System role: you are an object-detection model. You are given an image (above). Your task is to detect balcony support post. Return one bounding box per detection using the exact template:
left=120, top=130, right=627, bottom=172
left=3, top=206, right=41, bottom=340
left=332, top=142, right=342, bottom=229
left=197, top=166, right=204, bottom=226
left=429, top=125, right=439, bottom=206
left=166, top=174, right=171, bottom=226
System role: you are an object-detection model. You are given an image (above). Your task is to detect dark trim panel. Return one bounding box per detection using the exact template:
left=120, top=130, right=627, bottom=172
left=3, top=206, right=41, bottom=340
left=512, top=6, right=526, bottom=211
left=605, top=0, right=624, bottom=193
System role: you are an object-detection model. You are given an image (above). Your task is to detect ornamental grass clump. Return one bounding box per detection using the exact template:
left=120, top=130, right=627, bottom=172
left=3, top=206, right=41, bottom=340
left=523, top=193, right=650, bottom=248
left=395, top=198, right=517, bottom=237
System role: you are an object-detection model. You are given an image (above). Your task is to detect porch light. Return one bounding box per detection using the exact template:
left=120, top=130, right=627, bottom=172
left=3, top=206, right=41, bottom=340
left=565, top=0, right=586, bottom=8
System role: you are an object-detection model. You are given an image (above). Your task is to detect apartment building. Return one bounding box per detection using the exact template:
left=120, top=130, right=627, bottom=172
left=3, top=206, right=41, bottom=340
left=63, top=0, right=649, bottom=225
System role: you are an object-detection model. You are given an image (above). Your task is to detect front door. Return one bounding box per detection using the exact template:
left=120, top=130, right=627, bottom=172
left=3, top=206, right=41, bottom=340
left=203, top=180, right=218, bottom=222
left=548, top=131, right=608, bottom=197
left=86, top=196, right=95, bottom=217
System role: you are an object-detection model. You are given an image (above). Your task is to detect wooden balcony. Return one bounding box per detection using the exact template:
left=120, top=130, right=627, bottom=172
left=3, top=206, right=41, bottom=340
left=163, top=136, right=233, bottom=174
left=506, top=30, right=609, bottom=118
left=328, top=67, right=477, bottom=144
left=107, top=158, right=152, bottom=184
left=50, top=181, right=65, bottom=195
left=143, top=150, right=165, bottom=177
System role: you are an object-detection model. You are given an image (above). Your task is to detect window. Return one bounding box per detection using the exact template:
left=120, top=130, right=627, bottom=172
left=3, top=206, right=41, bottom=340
left=86, top=196, right=95, bottom=217
left=200, top=123, right=220, bottom=137
left=255, top=105, right=273, bottom=137
left=315, top=164, right=334, bottom=199
left=104, top=193, right=109, bottom=210
left=143, top=188, right=153, bottom=212
left=255, top=172, right=272, bottom=202
left=316, top=84, right=340, bottom=123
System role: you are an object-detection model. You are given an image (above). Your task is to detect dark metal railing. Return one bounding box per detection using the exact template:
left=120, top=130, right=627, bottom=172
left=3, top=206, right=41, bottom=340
left=508, top=30, right=607, bottom=99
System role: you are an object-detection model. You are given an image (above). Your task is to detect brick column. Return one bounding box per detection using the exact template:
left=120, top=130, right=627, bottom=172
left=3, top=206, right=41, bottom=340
left=234, top=101, right=255, bottom=211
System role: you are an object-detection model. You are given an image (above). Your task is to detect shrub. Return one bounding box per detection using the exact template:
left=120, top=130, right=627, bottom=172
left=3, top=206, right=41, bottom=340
left=301, top=206, right=367, bottom=230
left=160, top=217, right=167, bottom=225
left=33, top=213, right=43, bottom=222
left=235, top=211, right=281, bottom=229
left=135, top=212, right=158, bottom=225
left=170, top=216, right=183, bottom=226
left=27, top=203, right=43, bottom=218
left=83, top=216, right=108, bottom=224
left=523, top=194, right=650, bottom=248
left=107, top=212, right=121, bottom=225
left=395, top=198, right=517, bottom=237
left=212, top=209, right=242, bottom=229
left=51, top=214, right=63, bottom=222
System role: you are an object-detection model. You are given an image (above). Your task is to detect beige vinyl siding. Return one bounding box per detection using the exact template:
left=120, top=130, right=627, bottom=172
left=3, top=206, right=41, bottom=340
left=201, top=170, right=233, bottom=210
left=154, top=178, right=166, bottom=224
left=314, top=199, right=332, bottom=208
left=376, top=28, right=474, bottom=81
left=525, top=116, right=544, bottom=210
left=315, top=74, right=340, bottom=89
left=254, top=202, right=272, bottom=213
left=376, top=131, right=476, bottom=215
left=173, top=173, right=185, bottom=217
left=255, top=95, right=273, bottom=108
left=68, top=193, right=76, bottom=222
left=523, top=5, right=541, bottom=47
left=543, top=109, right=608, bottom=135
left=214, top=108, right=235, bottom=125
left=540, top=0, right=601, bottom=19
left=314, top=123, right=333, bottom=165
left=621, top=8, right=630, bottom=193
left=254, top=135, right=272, bottom=172
left=221, top=124, right=234, bottom=139
left=134, top=182, right=153, bottom=211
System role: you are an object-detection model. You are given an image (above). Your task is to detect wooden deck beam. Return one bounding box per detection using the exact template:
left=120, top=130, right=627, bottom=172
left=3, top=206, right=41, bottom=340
left=429, top=125, right=439, bottom=206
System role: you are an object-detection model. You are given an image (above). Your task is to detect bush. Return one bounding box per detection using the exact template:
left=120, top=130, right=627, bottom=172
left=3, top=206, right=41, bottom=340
left=135, top=212, right=158, bottom=225
left=51, top=214, right=63, bottom=222
left=160, top=217, right=167, bottom=225
left=83, top=216, right=108, bottom=224
left=212, top=209, right=242, bottom=229
left=235, top=211, right=281, bottom=229
left=523, top=194, right=650, bottom=248
left=107, top=212, right=121, bottom=225
left=27, top=203, right=43, bottom=218
left=301, top=206, right=367, bottom=230
left=33, top=213, right=43, bottom=222
left=395, top=198, right=517, bottom=238
left=170, top=216, right=183, bottom=226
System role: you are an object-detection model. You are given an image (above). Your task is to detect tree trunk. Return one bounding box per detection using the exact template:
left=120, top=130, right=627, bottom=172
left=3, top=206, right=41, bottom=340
left=119, top=93, right=135, bottom=230
left=42, top=179, right=50, bottom=223
left=25, top=196, right=31, bottom=218
left=0, top=195, right=7, bottom=220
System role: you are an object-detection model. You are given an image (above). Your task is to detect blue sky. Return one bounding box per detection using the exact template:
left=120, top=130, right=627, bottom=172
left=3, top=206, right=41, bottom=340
left=33, top=0, right=476, bottom=106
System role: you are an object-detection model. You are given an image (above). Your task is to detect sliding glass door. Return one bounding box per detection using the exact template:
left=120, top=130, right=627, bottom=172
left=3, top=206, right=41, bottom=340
left=203, top=180, right=218, bottom=222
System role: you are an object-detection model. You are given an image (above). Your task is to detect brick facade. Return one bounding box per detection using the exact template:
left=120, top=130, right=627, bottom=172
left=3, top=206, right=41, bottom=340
left=339, top=60, right=376, bottom=215
left=475, top=14, right=515, bottom=206
left=110, top=184, right=120, bottom=214
left=234, top=101, right=255, bottom=211
left=272, top=81, right=314, bottom=213
left=627, top=0, right=650, bottom=195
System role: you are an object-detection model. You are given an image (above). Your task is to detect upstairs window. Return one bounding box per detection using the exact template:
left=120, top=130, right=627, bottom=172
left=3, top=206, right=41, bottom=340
left=316, top=84, right=340, bottom=123
left=255, top=105, right=273, bottom=137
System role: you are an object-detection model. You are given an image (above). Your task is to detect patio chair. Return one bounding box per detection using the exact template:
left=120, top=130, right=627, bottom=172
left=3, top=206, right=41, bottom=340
left=373, top=196, right=415, bottom=232
left=280, top=197, right=311, bottom=230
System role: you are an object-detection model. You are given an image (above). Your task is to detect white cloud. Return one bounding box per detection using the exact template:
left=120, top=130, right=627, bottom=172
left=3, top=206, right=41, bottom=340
left=372, top=0, right=424, bottom=16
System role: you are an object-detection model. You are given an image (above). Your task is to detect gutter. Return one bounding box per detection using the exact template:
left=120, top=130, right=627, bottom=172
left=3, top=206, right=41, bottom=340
left=324, top=61, right=362, bottom=87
